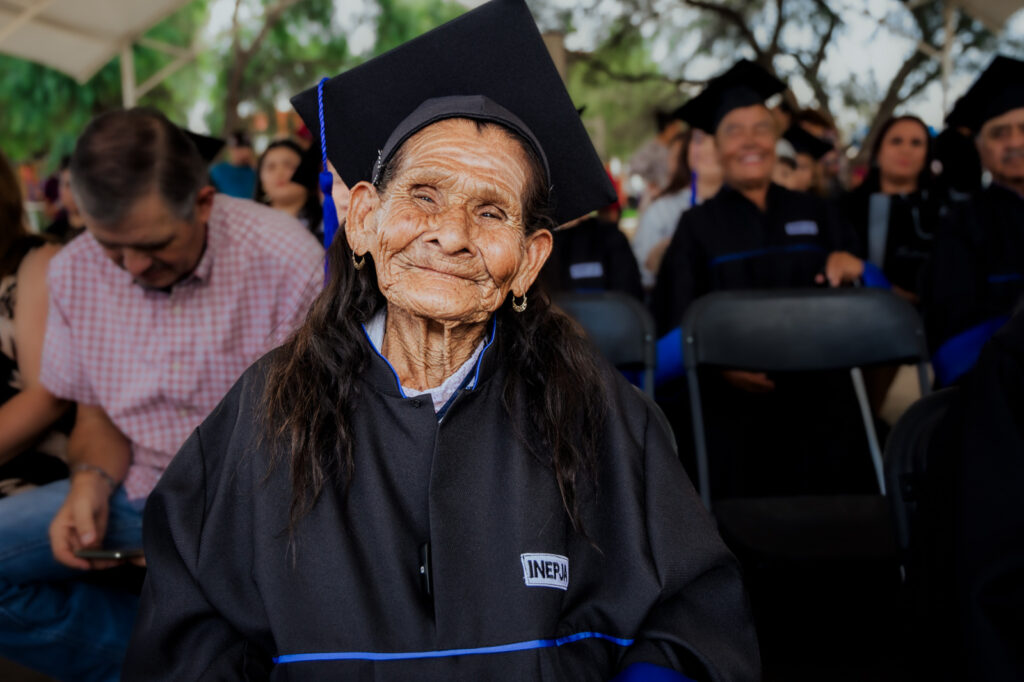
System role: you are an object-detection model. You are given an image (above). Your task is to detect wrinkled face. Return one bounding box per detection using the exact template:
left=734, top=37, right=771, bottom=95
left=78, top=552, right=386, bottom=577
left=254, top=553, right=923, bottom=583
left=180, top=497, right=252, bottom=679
left=84, top=188, right=212, bottom=289
left=688, top=129, right=721, bottom=180
left=715, top=105, right=777, bottom=189
left=346, top=118, right=552, bottom=325
left=260, top=146, right=307, bottom=205
left=977, top=107, right=1024, bottom=185
left=877, top=119, right=928, bottom=185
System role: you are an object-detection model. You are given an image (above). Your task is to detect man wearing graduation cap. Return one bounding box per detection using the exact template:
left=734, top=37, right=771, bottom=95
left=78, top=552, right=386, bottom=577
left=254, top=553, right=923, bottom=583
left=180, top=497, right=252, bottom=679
left=650, top=60, right=874, bottom=501
left=925, top=55, right=1024, bottom=385
left=0, top=107, right=324, bottom=681
left=124, top=1, right=759, bottom=680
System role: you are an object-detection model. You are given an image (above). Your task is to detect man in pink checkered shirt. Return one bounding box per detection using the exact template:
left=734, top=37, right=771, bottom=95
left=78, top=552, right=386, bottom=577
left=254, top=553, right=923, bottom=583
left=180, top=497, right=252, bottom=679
left=0, top=109, right=324, bottom=681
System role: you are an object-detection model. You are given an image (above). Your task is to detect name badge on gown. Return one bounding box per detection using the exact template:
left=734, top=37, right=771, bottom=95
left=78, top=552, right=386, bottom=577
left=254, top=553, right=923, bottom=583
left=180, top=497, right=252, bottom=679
left=570, top=262, right=604, bottom=280
left=784, top=220, right=819, bottom=236
left=521, top=553, right=569, bottom=590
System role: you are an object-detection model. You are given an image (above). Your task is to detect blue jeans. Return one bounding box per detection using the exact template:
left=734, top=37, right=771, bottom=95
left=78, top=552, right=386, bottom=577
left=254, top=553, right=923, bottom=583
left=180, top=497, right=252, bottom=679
left=0, top=479, right=144, bottom=682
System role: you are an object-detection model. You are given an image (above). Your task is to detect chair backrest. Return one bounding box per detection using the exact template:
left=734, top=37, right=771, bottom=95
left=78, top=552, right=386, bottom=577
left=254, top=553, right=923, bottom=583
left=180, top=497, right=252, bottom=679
left=682, top=288, right=929, bottom=373
left=681, top=288, right=931, bottom=507
left=554, top=291, right=656, bottom=396
left=883, top=387, right=959, bottom=575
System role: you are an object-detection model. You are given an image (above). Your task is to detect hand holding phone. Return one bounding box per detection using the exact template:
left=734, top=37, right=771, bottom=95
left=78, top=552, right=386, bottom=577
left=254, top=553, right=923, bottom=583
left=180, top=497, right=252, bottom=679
left=74, top=547, right=144, bottom=561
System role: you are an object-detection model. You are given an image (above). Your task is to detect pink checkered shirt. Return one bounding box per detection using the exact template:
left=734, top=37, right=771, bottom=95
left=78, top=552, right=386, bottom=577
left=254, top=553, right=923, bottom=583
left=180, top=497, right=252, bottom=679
left=41, top=195, right=324, bottom=500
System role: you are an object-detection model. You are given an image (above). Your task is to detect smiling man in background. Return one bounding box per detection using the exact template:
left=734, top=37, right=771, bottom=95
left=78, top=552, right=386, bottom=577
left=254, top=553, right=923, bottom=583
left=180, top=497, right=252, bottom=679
left=0, top=107, right=323, bottom=682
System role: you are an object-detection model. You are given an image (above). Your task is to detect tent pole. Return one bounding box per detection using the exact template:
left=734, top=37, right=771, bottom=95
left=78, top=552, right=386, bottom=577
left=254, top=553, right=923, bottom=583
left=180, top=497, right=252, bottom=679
left=121, top=44, right=136, bottom=108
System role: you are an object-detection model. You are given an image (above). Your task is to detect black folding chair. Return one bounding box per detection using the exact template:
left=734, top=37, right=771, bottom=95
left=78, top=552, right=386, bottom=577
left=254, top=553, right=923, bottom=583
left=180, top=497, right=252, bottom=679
left=554, top=291, right=656, bottom=397
left=682, top=287, right=930, bottom=508
left=681, top=288, right=931, bottom=668
left=883, top=387, right=959, bottom=581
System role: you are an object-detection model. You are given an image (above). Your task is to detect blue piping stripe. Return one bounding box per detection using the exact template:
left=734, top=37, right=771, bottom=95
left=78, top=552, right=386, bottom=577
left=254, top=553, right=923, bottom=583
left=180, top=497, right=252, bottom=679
left=988, top=273, right=1022, bottom=284
left=709, top=243, right=825, bottom=268
left=273, top=631, right=634, bottom=664
left=360, top=323, right=408, bottom=398
left=470, top=316, right=498, bottom=390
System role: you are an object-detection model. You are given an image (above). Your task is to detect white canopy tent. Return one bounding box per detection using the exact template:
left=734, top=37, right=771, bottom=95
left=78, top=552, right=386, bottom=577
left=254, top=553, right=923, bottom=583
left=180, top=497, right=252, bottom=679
left=0, top=0, right=198, bottom=106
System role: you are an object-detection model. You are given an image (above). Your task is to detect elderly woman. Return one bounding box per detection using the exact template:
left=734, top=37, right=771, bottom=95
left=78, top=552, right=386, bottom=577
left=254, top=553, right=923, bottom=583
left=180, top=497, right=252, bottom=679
left=124, top=2, right=757, bottom=680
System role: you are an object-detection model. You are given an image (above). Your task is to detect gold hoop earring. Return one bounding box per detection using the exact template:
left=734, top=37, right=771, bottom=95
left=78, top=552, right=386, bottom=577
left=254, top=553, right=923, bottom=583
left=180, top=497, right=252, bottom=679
left=352, top=253, right=366, bottom=270
left=511, top=293, right=527, bottom=313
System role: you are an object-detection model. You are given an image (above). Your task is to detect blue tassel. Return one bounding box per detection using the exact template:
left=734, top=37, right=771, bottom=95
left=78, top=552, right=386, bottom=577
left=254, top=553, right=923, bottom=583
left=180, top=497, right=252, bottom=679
left=320, top=170, right=338, bottom=252
left=315, top=76, right=340, bottom=279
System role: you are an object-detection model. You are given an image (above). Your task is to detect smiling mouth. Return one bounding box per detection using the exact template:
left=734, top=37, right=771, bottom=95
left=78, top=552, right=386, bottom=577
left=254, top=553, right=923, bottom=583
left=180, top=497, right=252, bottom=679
left=416, top=265, right=474, bottom=281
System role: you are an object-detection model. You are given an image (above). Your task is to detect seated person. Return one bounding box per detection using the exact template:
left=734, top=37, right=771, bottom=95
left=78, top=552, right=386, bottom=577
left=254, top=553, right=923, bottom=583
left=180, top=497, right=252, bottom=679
left=632, top=128, right=722, bottom=289
left=209, top=130, right=257, bottom=198
left=839, top=115, right=941, bottom=306
left=124, top=2, right=760, bottom=680
left=0, top=149, right=70, bottom=497
left=0, top=108, right=324, bottom=682
left=540, top=211, right=644, bottom=301
left=43, top=156, right=86, bottom=243
left=650, top=60, right=872, bottom=498
left=781, top=124, right=832, bottom=194
left=926, top=56, right=1024, bottom=385
left=254, top=139, right=324, bottom=238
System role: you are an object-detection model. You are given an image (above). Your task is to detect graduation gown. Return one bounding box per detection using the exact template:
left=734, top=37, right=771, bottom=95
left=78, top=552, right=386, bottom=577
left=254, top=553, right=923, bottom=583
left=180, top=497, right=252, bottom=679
left=541, top=218, right=644, bottom=301
left=649, top=183, right=872, bottom=498
left=912, top=311, right=1024, bottom=680
left=838, top=186, right=941, bottom=298
left=925, top=183, right=1024, bottom=348
left=651, top=183, right=855, bottom=336
left=123, top=329, right=759, bottom=681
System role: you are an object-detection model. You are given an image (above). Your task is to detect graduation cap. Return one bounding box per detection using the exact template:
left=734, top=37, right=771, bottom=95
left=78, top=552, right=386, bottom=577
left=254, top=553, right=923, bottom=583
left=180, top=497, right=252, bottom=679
left=946, top=56, right=1024, bottom=133
left=183, top=130, right=225, bottom=165
left=291, top=0, right=615, bottom=252
left=674, top=59, right=786, bottom=134
left=783, top=125, right=832, bottom=160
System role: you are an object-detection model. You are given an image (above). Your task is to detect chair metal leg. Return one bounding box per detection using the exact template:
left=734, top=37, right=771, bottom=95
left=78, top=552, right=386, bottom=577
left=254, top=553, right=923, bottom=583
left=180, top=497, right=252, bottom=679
left=850, top=367, right=887, bottom=495
left=685, top=371, right=712, bottom=509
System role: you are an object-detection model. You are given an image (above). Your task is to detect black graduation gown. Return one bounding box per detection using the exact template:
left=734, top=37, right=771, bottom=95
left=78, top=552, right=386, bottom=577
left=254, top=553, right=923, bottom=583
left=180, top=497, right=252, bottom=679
left=925, top=183, right=1024, bottom=348
left=912, top=311, right=1024, bottom=680
left=649, top=183, right=872, bottom=498
left=650, top=183, right=855, bottom=337
left=541, top=218, right=644, bottom=301
left=838, top=186, right=940, bottom=298
left=123, top=331, right=759, bottom=681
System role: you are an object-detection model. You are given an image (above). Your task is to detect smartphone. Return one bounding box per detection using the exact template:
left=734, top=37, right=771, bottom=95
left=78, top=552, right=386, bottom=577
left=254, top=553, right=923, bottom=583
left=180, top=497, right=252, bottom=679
left=74, top=547, right=144, bottom=560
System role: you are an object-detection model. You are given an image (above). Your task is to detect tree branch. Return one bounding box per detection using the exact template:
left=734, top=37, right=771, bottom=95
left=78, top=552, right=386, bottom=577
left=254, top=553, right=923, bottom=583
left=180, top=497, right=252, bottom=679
left=570, top=52, right=706, bottom=87
left=768, top=0, right=785, bottom=56
left=239, top=0, right=303, bottom=61
left=682, top=0, right=763, bottom=60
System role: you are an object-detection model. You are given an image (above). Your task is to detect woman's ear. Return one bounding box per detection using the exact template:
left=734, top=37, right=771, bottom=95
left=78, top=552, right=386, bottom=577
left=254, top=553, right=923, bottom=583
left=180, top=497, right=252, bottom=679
left=345, top=181, right=381, bottom=256
left=510, top=228, right=553, bottom=296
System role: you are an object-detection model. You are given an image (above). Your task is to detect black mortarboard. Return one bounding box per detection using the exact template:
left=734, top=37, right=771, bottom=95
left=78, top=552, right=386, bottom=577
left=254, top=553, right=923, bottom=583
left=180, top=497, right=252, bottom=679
left=946, top=56, right=1024, bottom=133
left=783, top=125, right=833, bottom=160
left=184, top=131, right=225, bottom=165
left=674, top=59, right=786, bottom=134
left=290, top=0, right=614, bottom=229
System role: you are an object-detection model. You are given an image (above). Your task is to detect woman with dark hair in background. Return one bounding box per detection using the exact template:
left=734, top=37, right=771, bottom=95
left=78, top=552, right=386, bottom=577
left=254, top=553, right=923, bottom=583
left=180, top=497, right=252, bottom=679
left=840, top=115, right=942, bottom=305
left=0, top=149, right=71, bottom=497
left=631, top=127, right=722, bottom=290
left=254, top=139, right=323, bottom=238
